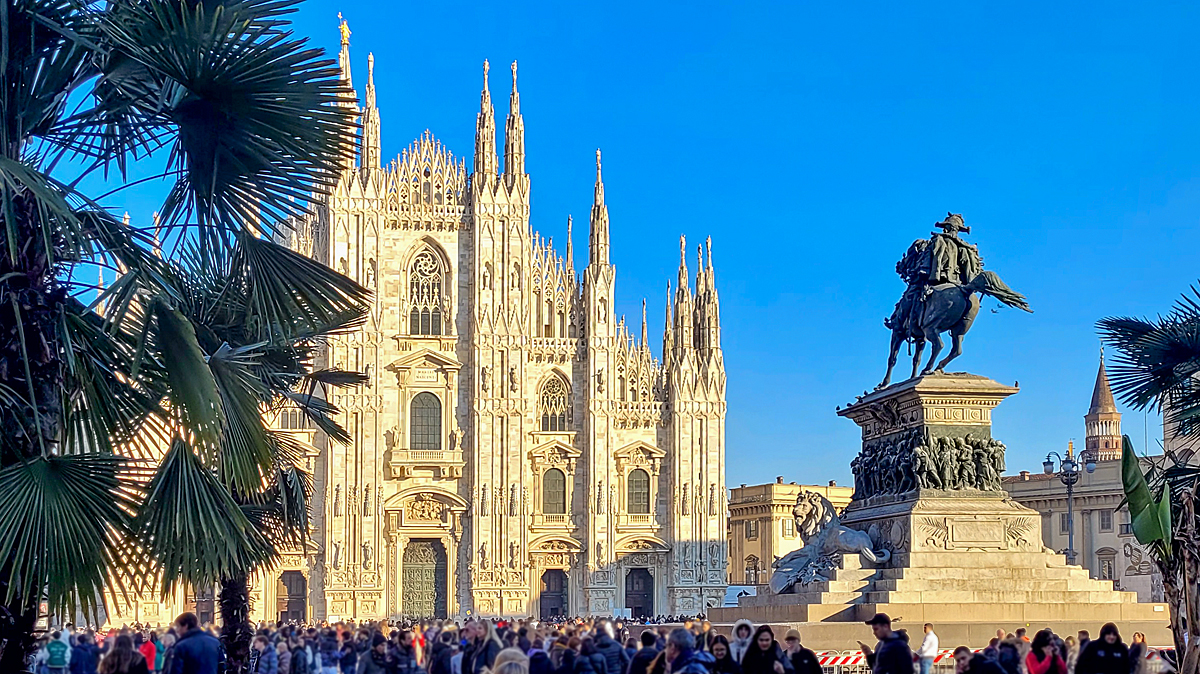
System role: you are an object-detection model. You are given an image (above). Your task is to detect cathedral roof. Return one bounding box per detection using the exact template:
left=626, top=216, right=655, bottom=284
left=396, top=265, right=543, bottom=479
left=1088, top=357, right=1119, bottom=416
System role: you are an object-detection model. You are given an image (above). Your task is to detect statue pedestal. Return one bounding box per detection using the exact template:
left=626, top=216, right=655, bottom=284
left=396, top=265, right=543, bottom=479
left=709, top=373, right=1167, bottom=639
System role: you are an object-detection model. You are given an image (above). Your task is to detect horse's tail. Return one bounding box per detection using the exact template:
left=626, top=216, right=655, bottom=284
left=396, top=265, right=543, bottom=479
left=968, top=270, right=1032, bottom=312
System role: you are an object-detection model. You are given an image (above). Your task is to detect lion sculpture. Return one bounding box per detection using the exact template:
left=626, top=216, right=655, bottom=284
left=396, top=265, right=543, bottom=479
left=769, top=491, right=891, bottom=594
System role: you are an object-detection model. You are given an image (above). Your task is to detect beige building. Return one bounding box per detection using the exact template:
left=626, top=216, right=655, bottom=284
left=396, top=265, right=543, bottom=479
left=727, top=478, right=853, bottom=586
left=231, top=21, right=729, bottom=623
left=1004, top=357, right=1163, bottom=602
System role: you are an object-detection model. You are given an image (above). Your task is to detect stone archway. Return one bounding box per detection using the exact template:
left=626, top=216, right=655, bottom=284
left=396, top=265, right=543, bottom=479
left=277, top=571, right=307, bottom=623
left=539, top=569, right=568, bottom=618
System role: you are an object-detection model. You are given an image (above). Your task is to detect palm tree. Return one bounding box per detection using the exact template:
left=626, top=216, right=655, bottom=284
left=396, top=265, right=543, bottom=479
left=1100, top=291, right=1200, bottom=674
left=0, top=0, right=359, bottom=669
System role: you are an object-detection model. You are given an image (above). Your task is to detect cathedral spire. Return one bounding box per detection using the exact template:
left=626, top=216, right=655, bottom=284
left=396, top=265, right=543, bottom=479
left=641, top=298, right=649, bottom=348
left=474, top=60, right=497, bottom=176
left=588, top=149, right=610, bottom=266
left=362, top=52, right=381, bottom=170
left=565, top=215, right=574, bottom=273
left=663, top=280, right=674, bottom=358
left=674, top=235, right=694, bottom=350
left=337, top=13, right=353, bottom=92
left=504, top=60, right=525, bottom=177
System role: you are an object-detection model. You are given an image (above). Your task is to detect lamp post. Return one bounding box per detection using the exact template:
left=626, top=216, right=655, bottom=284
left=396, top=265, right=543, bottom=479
left=1043, top=443, right=1096, bottom=566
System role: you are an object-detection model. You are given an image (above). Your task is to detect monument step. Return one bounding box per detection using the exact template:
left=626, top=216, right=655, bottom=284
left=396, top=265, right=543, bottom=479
left=864, top=589, right=1138, bottom=604
left=872, top=577, right=1126, bottom=593
left=878, top=565, right=1090, bottom=581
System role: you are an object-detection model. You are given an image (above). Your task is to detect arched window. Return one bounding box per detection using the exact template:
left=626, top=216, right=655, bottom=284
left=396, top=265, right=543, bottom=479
left=410, top=392, right=441, bottom=450
left=539, top=377, right=571, bottom=432
left=543, top=468, right=567, bottom=514
left=627, top=469, right=650, bottom=514
left=409, top=250, right=444, bottom=336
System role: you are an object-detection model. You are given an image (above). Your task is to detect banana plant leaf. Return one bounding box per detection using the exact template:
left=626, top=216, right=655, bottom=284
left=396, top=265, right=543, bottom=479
left=1121, top=434, right=1172, bottom=557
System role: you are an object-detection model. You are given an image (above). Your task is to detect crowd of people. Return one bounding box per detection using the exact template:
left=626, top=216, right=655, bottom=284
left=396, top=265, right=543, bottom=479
left=30, top=612, right=1159, bottom=674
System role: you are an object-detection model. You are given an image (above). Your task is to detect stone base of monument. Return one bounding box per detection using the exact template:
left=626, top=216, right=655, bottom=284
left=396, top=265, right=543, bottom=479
left=709, top=374, right=1169, bottom=642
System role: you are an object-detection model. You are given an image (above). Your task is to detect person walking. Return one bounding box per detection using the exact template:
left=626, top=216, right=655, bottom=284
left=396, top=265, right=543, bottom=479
left=1075, top=624, right=1129, bottom=674
left=43, top=631, right=72, bottom=674
left=357, top=635, right=393, bottom=674
left=709, top=636, right=741, bottom=674
left=915, top=625, right=938, bottom=674
left=168, top=612, right=224, bottom=674
left=740, top=626, right=792, bottom=674
left=729, top=623, right=754, bottom=665
left=628, top=631, right=659, bottom=674
left=135, top=634, right=156, bottom=674
left=781, top=630, right=820, bottom=674
left=663, top=628, right=714, bottom=674
left=99, top=635, right=150, bottom=674
left=1025, top=630, right=1066, bottom=674
left=594, top=622, right=630, bottom=674
left=252, top=636, right=280, bottom=674
left=278, top=641, right=293, bottom=674
left=71, top=633, right=101, bottom=674
left=1128, top=633, right=1147, bottom=674
left=857, top=614, right=913, bottom=674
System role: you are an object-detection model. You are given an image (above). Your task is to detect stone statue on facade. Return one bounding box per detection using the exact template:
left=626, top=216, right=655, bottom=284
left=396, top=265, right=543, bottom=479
left=771, top=492, right=891, bottom=593
left=879, top=213, right=1031, bottom=389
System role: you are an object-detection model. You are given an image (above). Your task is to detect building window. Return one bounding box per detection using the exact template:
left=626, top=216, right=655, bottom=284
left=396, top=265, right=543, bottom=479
left=1097, top=549, right=1117, bottom=581
left=1099, top=509, right=1114, bottom=533
left=627, top=469, right=650, bottom=514
left=1060, top=513, right=1070, bottom=535
left=539, top=377, right=571, bottom=431
left=1119, top=510, right=1133, bottom=536
left=782, top=517, right=795, bottom=538
left=410, top=392, right=441, bottom=450
left=745, top=520, right=759, bottom=540
left=409, top=250, right=444, bottom=336
left=745, top=556, right=760, bottom=584
left=542, top=468, right=566, bottom=515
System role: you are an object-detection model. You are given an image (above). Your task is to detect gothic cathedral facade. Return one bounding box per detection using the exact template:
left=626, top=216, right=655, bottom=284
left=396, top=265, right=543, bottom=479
left=261, top=28, right=727, bottom=621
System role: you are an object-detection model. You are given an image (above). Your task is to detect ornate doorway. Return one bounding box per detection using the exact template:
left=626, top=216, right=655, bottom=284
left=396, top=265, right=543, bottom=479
left=277, top=571, right=307, bottom=622
left=402, top=539, right=448, bottom=617
left=625, top=568, right=653, bottom=618
left=539, top=569, right=568, bottom=618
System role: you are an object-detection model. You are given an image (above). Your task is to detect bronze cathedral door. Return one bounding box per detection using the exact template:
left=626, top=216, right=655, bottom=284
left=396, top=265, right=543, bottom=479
left=402, top=539, right=448, bottom=617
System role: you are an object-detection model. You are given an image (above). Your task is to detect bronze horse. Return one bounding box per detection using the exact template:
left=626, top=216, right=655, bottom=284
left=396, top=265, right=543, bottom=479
left=878, top=270, right=1031, bottom=389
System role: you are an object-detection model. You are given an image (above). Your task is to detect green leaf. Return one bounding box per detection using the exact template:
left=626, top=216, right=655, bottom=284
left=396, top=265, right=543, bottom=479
left=137, top=437, right=276, bottom=595
left=0, top=455, right=143, bottom=623
left=1121, top=435, right=1172, bottom=553
left=153, top=298, right=224, bottom=458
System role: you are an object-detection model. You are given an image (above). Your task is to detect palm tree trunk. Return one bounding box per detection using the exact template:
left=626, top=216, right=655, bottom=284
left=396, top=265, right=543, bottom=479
left=0, top=187, right=67, bottom=672
left=219, top=572, right=254, bottom=674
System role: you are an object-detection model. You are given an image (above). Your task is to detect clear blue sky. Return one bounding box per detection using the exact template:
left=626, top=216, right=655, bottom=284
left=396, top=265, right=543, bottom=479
left=95, top=1, right=1200, bottom=487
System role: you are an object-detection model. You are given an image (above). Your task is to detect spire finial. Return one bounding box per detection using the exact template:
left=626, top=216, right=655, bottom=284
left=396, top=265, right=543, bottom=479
left=511, top=60, right=518, bottom=88
left=706, top=236, right=713, bottom=270
left=368, top=52, right=374, bottom=79
left=679, top=235, right=686, bottom=265
left=596, top=149, right=602, bottom=181
left=483, top=59, right=490, bottom=82
left=338, top=12, right=350, bottom=45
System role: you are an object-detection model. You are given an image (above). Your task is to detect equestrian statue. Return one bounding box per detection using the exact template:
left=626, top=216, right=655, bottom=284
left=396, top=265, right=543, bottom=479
left=878, top=213, right=1031, bottom=390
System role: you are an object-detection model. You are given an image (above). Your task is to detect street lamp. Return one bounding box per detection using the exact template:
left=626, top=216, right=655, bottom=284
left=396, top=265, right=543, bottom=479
left=1043, top=442, right=1096, bottom=566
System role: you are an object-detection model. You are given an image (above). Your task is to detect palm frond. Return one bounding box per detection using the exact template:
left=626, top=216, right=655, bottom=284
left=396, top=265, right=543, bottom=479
left=0, top=454, right=143, bottom=623
left=137, top=438, right=276, bottom=595
left=96, top=0, right=356, bottom=238
left=153, top=298, right=225, bottom=458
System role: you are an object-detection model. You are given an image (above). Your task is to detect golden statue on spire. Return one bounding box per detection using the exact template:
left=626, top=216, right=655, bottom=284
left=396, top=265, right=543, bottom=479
left=338, top=12, right=351, bottom=45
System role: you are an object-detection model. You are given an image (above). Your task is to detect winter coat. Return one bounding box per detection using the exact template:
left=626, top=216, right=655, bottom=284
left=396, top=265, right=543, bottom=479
left=628, top=647, right=659, bottom=674
left=741, top=643, right=794, bottom=674
left=254, top=647, right=280, bottom=674
left=278, top=649, right=292, bottom=674
left=531, top=650, right=554, bottom=674
left=865, top=634, right=913, bottom=674
left=595, top=635, right=630, bottom=674
left=787, top=648, right=821, bottom=674
left=1026, top=652, right=1066, bottom=674
left=1075, top=640, right=1131, bottom=674
left=357, top=651, right=392, bottom=674
left=168, top=629, right=224, bottom=674
left=729, top=622, right=754, bottom=665
left=140, top=643, right=157, bottom=673
left=69, top=643, right=100, bottom=674
left=467, top=640, right=502, bottom=674
left=670, top=650, right=715, bottom=674
left=573, top=652, right=600, bottom=674
left=710, top=653, right=742, bottom=674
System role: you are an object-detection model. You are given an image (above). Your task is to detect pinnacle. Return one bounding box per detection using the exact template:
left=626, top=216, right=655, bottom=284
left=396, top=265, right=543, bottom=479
left=1088, top=357, right=1118, bottom=415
